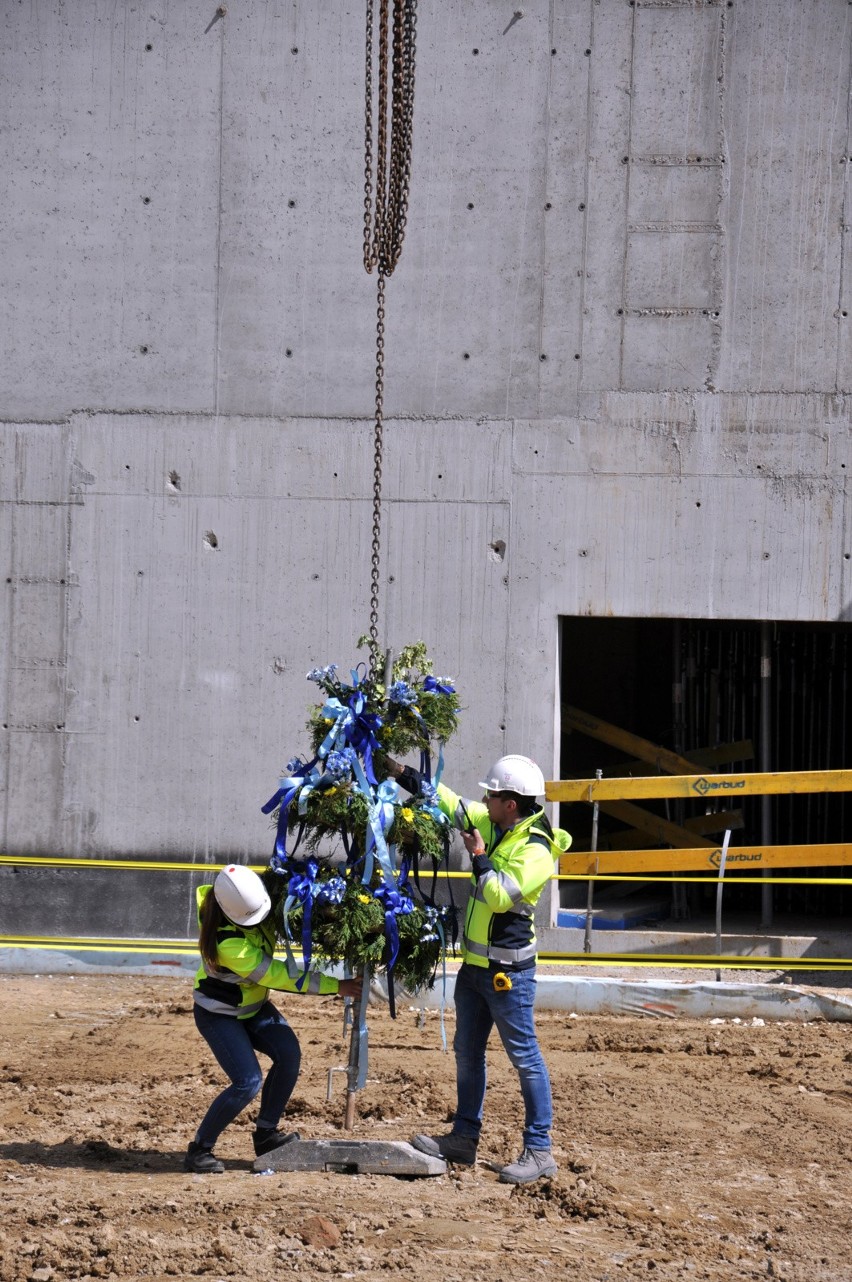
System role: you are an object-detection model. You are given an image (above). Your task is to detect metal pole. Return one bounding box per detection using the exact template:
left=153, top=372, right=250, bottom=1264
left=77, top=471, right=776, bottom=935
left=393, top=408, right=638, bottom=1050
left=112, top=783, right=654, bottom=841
left=715, top=828, right=732, bottom=982
left=343, top=966, right=371, bottom=1130
left=671, top=622, right=687, bottom=922
left=759, top=622, right=773, bottom=928
left=342, top=648, right=392, bottom=1130
left=583, top=769, right=602, bottom=954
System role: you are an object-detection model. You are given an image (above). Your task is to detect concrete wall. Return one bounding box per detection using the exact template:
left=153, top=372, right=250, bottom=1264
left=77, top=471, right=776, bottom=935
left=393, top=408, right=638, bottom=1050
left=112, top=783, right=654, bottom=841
left=1, top=1, right=850, bottom=936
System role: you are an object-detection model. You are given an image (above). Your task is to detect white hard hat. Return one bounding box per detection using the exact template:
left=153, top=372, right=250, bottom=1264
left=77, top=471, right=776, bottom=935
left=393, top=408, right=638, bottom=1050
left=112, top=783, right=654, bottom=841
left=214, top=864, right=271, bottom=927
left=478, top=754, right=545, bottom=798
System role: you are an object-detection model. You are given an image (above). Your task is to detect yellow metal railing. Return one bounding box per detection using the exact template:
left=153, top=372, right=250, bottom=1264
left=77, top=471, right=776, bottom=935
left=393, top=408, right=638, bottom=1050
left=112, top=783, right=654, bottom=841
left=545, top=766, right=852, bottom=972
left=547, top=769, right=852, bottom=872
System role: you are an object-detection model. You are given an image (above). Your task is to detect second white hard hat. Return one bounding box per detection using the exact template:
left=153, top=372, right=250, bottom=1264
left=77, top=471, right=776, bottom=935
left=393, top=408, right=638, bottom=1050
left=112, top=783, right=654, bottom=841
left=214, top=864, right=271, bottom=927
left=478, top=754, right=545, bottom=798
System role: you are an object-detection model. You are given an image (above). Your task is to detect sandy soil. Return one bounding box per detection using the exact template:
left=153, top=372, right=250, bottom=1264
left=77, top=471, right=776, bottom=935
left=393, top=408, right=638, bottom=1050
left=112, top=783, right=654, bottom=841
left=2, top=971, right=852, bottom=1282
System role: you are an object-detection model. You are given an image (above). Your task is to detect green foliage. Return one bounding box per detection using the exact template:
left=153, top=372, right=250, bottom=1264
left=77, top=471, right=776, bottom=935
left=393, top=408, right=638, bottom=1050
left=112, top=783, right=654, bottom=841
left=273, top=870, right=445, bottom=993
left=267, top=639, right=460, bottom=990
left=307, top=637, right=460, bottom=761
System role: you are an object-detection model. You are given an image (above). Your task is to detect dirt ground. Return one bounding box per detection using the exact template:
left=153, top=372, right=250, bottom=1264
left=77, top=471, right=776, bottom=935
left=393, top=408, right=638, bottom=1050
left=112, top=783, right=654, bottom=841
left=2, top=972, right=852, bottom=1282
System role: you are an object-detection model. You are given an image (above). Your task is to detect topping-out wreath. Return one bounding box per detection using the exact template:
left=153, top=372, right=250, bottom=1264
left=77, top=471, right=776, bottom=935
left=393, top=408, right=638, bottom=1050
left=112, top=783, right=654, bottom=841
left=262, top=637, right=461, bottom=1005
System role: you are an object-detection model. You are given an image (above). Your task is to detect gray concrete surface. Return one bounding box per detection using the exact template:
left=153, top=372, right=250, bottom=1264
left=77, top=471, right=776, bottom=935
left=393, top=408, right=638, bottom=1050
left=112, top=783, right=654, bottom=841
left=253, top=1139, right=447, bottom=1176
left=1, top=3, right=850, bottom=942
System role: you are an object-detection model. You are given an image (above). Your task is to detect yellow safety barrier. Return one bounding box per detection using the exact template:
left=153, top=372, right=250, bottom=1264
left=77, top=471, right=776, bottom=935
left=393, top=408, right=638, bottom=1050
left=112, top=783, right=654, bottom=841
left=559, top=845, right=852, bottom=875
left=1, top=935, right=848, bottom=974
left=549, top=770, right=852, bottom=875
left=542, top=765, right=852, bottom=974
left=547, top=768, right=852, bottom=804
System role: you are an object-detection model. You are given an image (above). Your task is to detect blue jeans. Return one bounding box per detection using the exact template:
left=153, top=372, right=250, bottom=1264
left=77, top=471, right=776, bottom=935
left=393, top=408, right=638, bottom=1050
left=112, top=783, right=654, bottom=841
left=193, top=1002, right=301, bottom=1148
left=452, top=962, right=552, bottom=1150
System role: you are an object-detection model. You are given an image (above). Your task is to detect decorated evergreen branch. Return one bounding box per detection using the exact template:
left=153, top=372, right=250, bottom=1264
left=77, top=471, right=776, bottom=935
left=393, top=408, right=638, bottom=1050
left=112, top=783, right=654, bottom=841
left=261, top=638, right=461, bottom=1002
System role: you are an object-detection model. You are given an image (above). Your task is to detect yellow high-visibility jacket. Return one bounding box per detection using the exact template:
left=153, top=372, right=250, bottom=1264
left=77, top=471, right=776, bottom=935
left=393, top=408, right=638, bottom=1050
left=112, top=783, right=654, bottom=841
left=193, top=884, right=338, bottom=1018
left=436, top=782, right=571, bottom=970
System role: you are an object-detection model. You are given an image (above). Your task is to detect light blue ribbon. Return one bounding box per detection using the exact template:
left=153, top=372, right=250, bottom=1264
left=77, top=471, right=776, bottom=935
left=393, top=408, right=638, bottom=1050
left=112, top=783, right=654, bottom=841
left=318, top=698, right=353, bottom=758
left=362, top=777, right=400, bottom=890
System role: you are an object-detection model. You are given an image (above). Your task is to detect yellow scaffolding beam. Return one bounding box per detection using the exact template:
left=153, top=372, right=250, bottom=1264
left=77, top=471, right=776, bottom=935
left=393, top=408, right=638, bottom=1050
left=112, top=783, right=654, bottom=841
left=563, top=705, right=701, bottom=775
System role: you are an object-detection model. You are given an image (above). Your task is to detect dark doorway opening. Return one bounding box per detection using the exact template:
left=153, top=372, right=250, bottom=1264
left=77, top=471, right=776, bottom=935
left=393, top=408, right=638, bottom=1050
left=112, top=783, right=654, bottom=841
left=559, top=618, right=851, bottom=924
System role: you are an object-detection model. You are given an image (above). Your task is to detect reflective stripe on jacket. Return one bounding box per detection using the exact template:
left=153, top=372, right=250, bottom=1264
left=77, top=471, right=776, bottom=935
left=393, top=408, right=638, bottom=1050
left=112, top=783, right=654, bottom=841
left=436, top=782, right=571, bottom=970
left=193, top=884, right=338, bottom=1018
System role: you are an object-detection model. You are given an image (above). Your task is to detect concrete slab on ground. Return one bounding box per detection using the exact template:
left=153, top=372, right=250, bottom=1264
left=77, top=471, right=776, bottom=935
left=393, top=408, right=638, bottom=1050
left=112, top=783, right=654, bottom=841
left=253, top=1138, right=447, bottom=1177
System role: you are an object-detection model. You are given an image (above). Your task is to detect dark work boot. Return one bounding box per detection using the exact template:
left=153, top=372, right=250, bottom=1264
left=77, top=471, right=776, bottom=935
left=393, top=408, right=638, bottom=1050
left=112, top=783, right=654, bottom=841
left=183, top=1141, right=224, bottom=1174
left=411, top=1132, right=477, bottom=1165
left=253, top=1127, right=301, bottom=1157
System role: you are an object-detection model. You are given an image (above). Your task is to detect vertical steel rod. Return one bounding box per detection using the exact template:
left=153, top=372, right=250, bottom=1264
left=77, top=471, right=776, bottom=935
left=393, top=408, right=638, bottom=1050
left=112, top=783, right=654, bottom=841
left=715, top=829, right=732, bottom=982
left=759, top=622, right=773, bottom=928
left=583, top=769, right=603, bottom=954
left=343, top=966, right=372, bottom=1130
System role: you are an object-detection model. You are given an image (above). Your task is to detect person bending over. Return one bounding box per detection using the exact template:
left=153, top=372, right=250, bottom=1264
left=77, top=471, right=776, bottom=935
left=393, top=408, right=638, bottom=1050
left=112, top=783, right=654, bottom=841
left=185, top=863, right=361, bottom=1173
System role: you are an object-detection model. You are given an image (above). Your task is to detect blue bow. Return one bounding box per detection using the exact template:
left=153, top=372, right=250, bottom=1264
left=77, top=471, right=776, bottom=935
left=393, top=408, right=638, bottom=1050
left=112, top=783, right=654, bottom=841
left=318, top=698, right=353, bottom=758
left=280, top=861, right=347, bottom=988
left=346, top=693, right=383, bottom=786
left=262, top=766, right=321, bottom=868
left=281, top=859, right=321, bottom=987
left=362, top=777, right=400, bottom=889
left=422, top=675, right=455, bottom=696
left=318, top=691, right=383, bottom=787
left=373, top=883, right=414, bottom=974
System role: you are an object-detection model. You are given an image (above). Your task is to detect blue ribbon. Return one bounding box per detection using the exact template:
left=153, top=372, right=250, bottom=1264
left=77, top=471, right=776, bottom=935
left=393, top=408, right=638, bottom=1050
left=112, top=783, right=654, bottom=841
left=261, top=766, right=320, bottom=868
left=318, top=697, right=353, bottom=758
left=434, top=741, right=445, bottom=786
left=346, top=692, right=383, bottom=787
left=317, top=690, right=383, bottom=788
left=419, top=747, right=432, bottom=785
left=281, top=859, right=346, bottom=987
left=363, top=778, right=400, bottom=890
left=281, top=859, right=319, bottom=987
left=373, top=883, right=414, bottom=974
left=422, top=676, right=455, bottom=696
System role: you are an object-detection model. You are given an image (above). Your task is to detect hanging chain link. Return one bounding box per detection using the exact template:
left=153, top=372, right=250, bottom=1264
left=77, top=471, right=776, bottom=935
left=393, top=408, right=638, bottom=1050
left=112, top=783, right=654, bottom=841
left=363, top=0, right=417, bottom=655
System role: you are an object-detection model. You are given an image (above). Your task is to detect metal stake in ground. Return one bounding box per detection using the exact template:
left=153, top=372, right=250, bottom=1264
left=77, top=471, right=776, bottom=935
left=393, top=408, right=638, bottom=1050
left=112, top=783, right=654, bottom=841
left=344, top=966, right=371, bottom=1130
left=715, top=828, right=732, bottom=982
left=340, top=654, right=392, bottom=1130
left=583, top=768, right=603, bottom=953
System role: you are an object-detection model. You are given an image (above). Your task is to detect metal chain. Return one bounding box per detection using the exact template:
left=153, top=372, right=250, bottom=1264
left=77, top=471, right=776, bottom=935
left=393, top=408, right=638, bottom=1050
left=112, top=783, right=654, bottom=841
left=363, top=0, right=417, bottom=653
left=362, top=0, right=374, bottom=271
left=370, top=269, right=386, bottom=651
